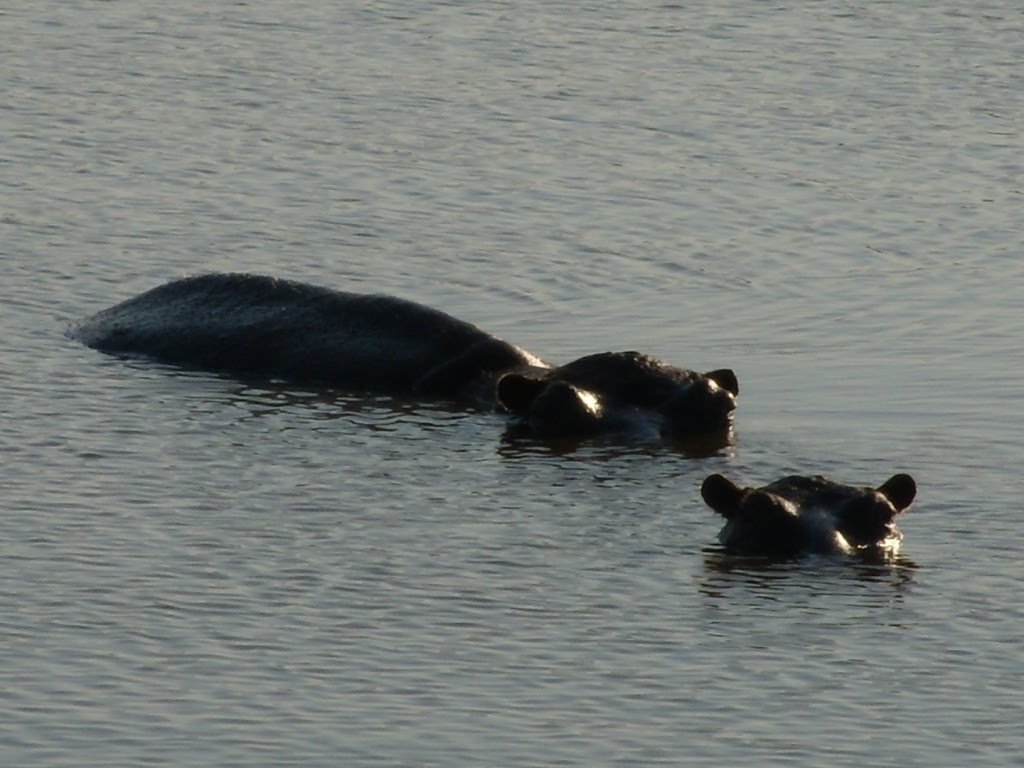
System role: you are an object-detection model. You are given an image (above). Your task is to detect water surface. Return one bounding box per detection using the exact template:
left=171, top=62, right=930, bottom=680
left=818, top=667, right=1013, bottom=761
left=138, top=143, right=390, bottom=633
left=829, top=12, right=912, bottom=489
left=3, top=2, right=1022, bottom=765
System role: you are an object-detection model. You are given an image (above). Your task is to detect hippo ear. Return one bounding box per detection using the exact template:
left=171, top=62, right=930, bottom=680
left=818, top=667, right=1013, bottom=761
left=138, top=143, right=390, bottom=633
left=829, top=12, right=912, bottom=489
left=701, top=474, right=745, bottom=519
left=878, top=473, right=916, bottom=512
left=704, top=369, right=739, bottom=396
left=496, top=373, right=549, bottom=414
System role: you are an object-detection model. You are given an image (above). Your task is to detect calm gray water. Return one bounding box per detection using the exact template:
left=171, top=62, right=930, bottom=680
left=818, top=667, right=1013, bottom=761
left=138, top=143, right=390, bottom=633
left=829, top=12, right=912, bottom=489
left=3, top=1, right=1023, bottom=765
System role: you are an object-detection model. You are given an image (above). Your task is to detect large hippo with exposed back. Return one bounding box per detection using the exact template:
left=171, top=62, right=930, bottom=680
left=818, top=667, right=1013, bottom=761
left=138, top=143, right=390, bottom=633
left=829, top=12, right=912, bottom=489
left=72, top=273, right=738, bottom=441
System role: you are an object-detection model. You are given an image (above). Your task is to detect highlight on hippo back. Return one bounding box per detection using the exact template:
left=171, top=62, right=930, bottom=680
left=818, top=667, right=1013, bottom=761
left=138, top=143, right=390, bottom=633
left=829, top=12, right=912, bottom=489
left=701, top=472, right=916, bottom=558
left=70, top=273, right=738, bottom=443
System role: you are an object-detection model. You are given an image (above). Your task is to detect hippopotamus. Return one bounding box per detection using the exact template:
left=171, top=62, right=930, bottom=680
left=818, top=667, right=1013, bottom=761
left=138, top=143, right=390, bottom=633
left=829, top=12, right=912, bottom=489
left=700, top=472, right=916, bottom=557
left=71, top=273, right=738, bottom=440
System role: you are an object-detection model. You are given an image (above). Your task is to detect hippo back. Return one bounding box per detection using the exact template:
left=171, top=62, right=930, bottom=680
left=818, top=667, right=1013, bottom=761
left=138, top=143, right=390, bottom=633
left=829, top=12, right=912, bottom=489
left=72, top=273, right=542, bottom=399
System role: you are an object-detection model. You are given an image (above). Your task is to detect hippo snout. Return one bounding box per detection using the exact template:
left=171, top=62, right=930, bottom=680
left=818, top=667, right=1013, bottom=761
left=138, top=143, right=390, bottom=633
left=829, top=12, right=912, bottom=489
left=659, top=377, right=737, bottom=436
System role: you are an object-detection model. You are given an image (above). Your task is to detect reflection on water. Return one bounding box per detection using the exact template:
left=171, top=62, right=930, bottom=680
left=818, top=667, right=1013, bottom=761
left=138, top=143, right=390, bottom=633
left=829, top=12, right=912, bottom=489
left=499, top=422, right=735, bottom=459
left=224, top=380, right=476, bottom=422
left=700, top=548, right=919, bottom=590
left=105, top=356, right=741, bottom=456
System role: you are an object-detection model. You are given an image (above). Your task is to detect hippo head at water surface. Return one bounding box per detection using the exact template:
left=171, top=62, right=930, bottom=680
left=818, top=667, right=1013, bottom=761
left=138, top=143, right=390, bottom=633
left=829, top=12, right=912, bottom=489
left=701, top=472, right=916, bottom=557
left=495, top=351, right=738, bottom=440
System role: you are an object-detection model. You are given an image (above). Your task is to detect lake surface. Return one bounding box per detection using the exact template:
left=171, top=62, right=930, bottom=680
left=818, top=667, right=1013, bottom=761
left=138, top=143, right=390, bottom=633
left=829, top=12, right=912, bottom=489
left=3, top=1, right=1022, bottom=765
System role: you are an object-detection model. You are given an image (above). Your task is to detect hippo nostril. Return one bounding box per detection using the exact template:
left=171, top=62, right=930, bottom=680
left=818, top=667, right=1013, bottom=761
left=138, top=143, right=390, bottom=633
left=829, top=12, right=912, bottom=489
left=661, top=382, right=736, bottom=435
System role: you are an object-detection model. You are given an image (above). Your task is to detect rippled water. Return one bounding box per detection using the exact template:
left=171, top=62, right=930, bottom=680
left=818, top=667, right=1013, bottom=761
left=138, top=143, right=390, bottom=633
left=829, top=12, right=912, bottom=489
left=3, top=2, right=1023, bottom=766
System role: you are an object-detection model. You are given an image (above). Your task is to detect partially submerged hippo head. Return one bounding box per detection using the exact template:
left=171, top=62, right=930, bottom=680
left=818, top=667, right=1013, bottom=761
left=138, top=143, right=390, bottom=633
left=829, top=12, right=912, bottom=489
left=701, top=472, right=916, bottom=557
left=495, top=351, right=738, bottom=439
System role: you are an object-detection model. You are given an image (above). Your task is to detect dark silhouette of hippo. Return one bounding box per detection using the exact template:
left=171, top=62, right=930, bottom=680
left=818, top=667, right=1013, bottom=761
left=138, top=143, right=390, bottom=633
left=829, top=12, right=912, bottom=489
left=701, top=472, right=916, bottom=557
left=72, top=273, right=738, bottom=440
